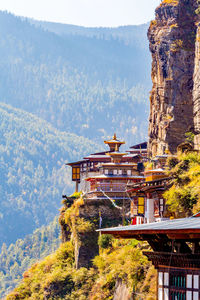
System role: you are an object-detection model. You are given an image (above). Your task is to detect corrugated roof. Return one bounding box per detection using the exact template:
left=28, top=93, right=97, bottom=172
left=98, top=217, right=200, bottom=233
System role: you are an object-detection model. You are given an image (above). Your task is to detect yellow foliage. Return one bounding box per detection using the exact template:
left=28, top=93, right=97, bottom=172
left=92, top=239, right=155, bottom=299
left=170, top=23, right=178, bottom=29
left=171, top=39, right=183, bottom=52
left=161, top=0, right=179, bottom=5
left=150, top=20, right=157, bottom=28
left=6, top=242, right=75, bottom=300
left=7, top=196, right=156, bottom=299
left=6, top=237, right=156, bottom=300
left=164, top=152, right=200, bottom=217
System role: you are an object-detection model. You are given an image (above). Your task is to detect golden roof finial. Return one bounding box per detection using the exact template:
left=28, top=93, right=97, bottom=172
left=113, top=133, right=117, bottom=140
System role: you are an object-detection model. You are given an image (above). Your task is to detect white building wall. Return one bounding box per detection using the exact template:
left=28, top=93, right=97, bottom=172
left=80, top=171, right=97, bottom=193
left=145, top=198, right=155, bottom=223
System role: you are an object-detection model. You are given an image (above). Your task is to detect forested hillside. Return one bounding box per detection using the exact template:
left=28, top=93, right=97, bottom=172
left=0, top=217, right=60, bottom=298
left=0, top=103, right=98, bottom=247
left=0, top=9, right=151, bottom=257
left=0, top=11, right=151, bottom=297
left=0, top=11, right=150, bottom=145
left=30, top=19, right=149, bottom=48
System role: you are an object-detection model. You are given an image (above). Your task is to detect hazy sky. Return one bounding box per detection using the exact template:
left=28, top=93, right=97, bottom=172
left=0, top=0, right=161, bottom=27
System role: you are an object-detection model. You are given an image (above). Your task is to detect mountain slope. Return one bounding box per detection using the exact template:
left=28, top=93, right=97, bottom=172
left=0, top=217, right=60, bottom=298
left=0, top=11, right=150, bottom=145
left=29, top=19, right=149, bottom=48
left=0, top=102, right=98, bottom=247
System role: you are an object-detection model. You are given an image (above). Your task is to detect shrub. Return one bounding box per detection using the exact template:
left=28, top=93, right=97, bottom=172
left=98, top=234, right=112, bottom=249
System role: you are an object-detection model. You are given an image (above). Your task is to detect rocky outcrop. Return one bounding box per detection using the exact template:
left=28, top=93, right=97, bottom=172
left=113, top=279, right=132, bottom=300
left=193, top=23, right=200, bottom=149
left=59, top=197, right=127, bottom=268
left=148, top=0, right=199, bottom=156
left=193, top=25, right=200, bottom=132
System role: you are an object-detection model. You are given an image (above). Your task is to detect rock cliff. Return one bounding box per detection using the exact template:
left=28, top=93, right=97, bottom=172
left=193, top=22, right=200, bottom=148
left=59, top=195, right=126, bottom=268
left=148, top=0, right=199, bottom=156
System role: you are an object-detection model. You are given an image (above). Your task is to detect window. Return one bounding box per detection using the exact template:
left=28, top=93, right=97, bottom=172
left=186, top=291, right=192, bottom=300
left=159, top=272, right=163, bottom=286
left=158, top=288, right=163, bottom=300
left=132, top=198, right=138, bottom=215
left=164, top=273, right=169, bottom=286
left=193, top=292, right=199, bottom=300
left=104, top=169, right=108, bottom=175
left=187, top=275, right=192, bottom=289
left=164, top=288, right=169, bottom=300
left=160, top=199, right=164, bottom=213
left=127, top=170, right=132, bottom=176
left=169, top=273, right=186, bottom=299
left=170, top=291, right=186, bottom=299
left=113, top=169, right=117, bottom=175
left=72, top=167, right=80, bottom=180
left=170, top=274, right=186, bottom=288
left=194, top=275, right=199, bottom=289
left=119, top=169, right=122, bottom=175
left=138, top=197, right=145, bottom=215
left=160, top=270, right=200, bottom=300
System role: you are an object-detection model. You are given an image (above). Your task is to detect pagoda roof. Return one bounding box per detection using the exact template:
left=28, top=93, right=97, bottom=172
left=85, top=174, right=144, bottom=181
left=127, top=176, right=170, bottom=192
left=84, top=154, right=110, bottom=159
left=106, top=152, right=126, bottom=156
left=100, top=162, right=137, bottom=167
left=130, top=142, right=147, bottom=149
left=104, top=139, right=125, bottom=144
left=90, top=151, right=111, bottom=155
left=66, top=159, right=88, bottom=166
left=104, top=134, right=125, bottom=145
left=128, top=149, right=147, bottom=153
left=98, top=215, right=200, bottom=240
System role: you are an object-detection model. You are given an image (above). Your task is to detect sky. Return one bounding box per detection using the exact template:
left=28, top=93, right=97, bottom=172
left=0, top=0, right=161, bottom=27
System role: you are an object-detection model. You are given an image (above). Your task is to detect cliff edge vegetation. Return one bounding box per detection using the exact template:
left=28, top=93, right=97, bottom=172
left=165, top=152, right=200, bottom=217
left=6, top=195, right=156, bottom=300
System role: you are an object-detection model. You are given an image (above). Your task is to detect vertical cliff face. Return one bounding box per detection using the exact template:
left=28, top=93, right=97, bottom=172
left=193, top=23, right=200, bottom=148
left=193, top=24, right=200, bottom=132
left=148, top=0, right=198, bottom=156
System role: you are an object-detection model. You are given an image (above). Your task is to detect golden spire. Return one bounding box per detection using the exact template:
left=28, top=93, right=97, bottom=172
left=104, top=134, right=125, bottom=152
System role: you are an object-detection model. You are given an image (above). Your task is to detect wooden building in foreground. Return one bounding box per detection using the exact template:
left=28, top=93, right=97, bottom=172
left=127, top=168, right=171, bottom=225
left=100, top=216, right=200, bottom=300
